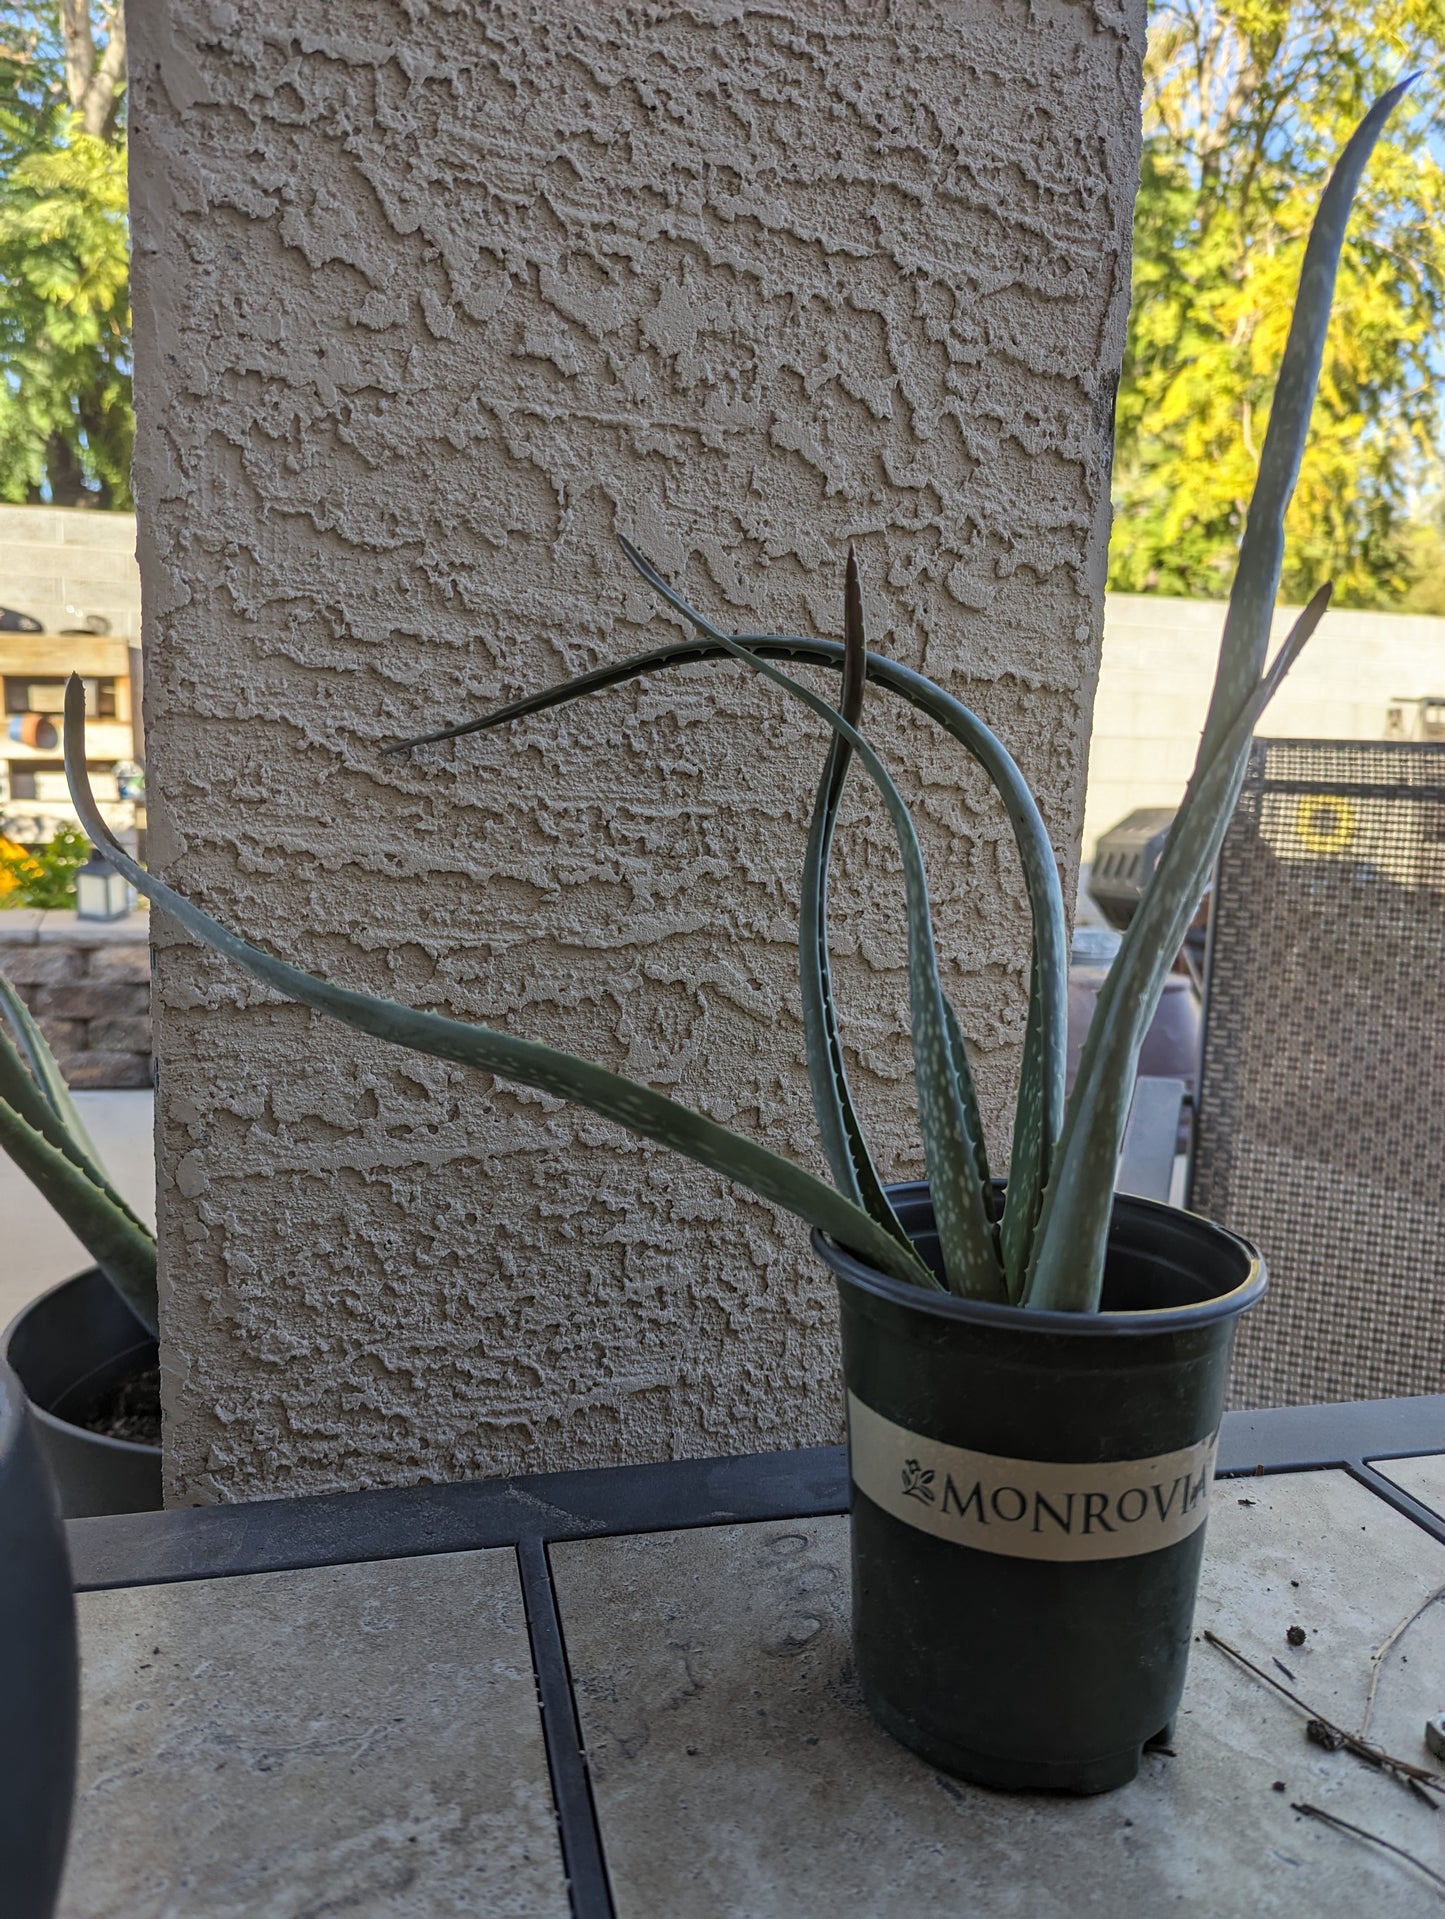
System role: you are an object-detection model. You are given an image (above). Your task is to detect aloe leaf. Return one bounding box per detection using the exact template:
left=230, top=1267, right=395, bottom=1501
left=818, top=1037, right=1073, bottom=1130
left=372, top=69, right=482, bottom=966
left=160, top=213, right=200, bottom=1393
left=0, top=967, right=104, bottom=1167
left=1029, top=87, right=1407, bottom=1314
left=798, top=550, right=912, bottom=1253
left=1026, top=587, right=1332, bottom=1311
left=392, top=608, right=1068, bottom=1296
left=999, top=950, right=1045, bottom=1303
left=0, top=1092, right=158, bottom=1333
left=64, top=680, right=939, bottom=1295
left=1199, top=78, right=1416, bottom=770
left=615, top=537, right=1005, bottom=1302
left=0, top=969, right=148, bottom=1234
left=385, top=630, right=1069, bottom=1201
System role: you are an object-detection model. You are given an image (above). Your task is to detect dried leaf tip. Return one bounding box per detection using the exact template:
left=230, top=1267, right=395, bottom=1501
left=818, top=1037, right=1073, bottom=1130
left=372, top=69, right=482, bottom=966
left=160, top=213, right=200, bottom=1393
left=842, top=547, right=866, bottom=730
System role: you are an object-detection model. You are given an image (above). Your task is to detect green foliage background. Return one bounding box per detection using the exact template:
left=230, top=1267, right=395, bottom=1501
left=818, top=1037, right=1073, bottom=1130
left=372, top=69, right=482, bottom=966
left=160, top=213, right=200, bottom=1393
left=1111, top=1, right=1445, bottom=610
left=0, top=3, right=128, bottom=508
left=0, top=3, right=1442, bottom=612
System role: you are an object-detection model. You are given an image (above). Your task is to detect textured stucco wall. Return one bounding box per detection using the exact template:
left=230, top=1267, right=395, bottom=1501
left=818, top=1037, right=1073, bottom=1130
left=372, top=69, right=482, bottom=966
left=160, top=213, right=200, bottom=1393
left=130, top=0, right=1143, bottom=1504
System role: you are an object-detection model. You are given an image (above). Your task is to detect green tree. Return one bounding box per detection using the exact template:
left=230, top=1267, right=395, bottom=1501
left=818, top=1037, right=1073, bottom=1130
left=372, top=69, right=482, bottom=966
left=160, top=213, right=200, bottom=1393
left=0, top=2, right=128, bottom=507
left=1110, top=2, right=1445, bottom=607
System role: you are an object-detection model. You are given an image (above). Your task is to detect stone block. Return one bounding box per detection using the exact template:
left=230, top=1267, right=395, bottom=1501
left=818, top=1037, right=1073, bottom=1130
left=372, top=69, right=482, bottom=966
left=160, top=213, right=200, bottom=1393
left=37, top=982, right=148, bottom=1021
left=0, top=946, right=83, bottom=986
left=86, top=945, right=152, bottom=984
left=87, top=1015, right=152, bottom=1054
left=37, top=1018, right=85, bottom=1053
left=64, top=1051, right=153, bottom=1090
left=0, top=505, right=63, bottom=546
left=36, top=910, right=149, bottom=948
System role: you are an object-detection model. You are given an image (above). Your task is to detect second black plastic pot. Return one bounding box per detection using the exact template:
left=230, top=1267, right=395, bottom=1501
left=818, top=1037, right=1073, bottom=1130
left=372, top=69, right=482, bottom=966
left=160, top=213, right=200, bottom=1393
left=814, top=1184, right=1263, bottom=1794
left=4, top=1269, right=161, bottom=1519
left=0, top=1357, right=78, bottom=1919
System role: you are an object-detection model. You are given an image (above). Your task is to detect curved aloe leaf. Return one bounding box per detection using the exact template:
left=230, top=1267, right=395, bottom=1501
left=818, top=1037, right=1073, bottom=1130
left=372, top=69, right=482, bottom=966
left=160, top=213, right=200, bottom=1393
left=613, top=537, right=1004, bottom=1302
left=391, top=600, right=1067, bottom=1296
left=64, top=680, right=939, bottom=1296
left=386, top=629, right=1068, bottom=1207
left=797, top=551, right=912, bottom=1253
left=1027, top=587, right=1332, bottom=1310
left=0, top=1093, right=158, bottom=1333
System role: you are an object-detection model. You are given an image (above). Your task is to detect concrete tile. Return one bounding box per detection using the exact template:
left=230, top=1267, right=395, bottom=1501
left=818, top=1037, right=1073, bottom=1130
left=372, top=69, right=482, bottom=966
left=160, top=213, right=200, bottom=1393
left=59, top=1549, right=568, bottom=1919
left=1373, top=1453, right=1445, bottom=1519
left=553, top=1472, right=1445, bottom=1917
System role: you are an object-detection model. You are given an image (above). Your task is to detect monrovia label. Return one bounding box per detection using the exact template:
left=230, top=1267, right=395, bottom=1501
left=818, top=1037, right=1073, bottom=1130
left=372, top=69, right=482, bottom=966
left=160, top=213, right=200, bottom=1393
left=847, top=1392, right=1218, bottom=1562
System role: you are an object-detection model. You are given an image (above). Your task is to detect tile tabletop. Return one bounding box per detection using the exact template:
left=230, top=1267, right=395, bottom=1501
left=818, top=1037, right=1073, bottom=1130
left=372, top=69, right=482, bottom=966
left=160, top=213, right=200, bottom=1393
left=552, top=1472, right=1445, bottom=1918
left=57, top=1549, right=569, bottom=1919
left=1372, top=1451, right=1445, bottom=1522
left=57, top=1402, right=1445, bottom=1917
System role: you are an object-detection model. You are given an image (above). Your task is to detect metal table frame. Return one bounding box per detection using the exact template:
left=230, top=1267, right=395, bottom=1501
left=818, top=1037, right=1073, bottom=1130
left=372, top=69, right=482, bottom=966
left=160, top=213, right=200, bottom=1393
left=67, top=1393, right=1445, bottom=1919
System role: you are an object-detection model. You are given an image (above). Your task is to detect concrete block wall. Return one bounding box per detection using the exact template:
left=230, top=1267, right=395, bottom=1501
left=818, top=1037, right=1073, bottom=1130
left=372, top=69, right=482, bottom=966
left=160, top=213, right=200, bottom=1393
left=0, top=911, right=153, bottom=1089
left=0, top=504, right=142, bottom=642
left=1081, top=597, right=1445, bottom=859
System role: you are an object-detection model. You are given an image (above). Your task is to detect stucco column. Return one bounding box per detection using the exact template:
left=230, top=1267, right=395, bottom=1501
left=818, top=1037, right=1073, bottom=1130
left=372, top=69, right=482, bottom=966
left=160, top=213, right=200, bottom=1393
left=129, top=0, right=1143, bottom=1503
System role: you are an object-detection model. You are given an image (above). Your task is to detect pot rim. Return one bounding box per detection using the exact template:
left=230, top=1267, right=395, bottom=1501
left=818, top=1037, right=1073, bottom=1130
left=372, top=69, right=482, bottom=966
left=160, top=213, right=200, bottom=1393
left=4, top=1267, right=161, bottom=1459
left=812, top=1184, right=1265, bottom=1337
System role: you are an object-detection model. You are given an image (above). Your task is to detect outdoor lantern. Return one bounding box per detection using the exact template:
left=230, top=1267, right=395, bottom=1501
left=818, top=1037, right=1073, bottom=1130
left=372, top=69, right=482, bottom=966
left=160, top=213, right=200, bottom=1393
left=74, top=847, right=131, bottom=921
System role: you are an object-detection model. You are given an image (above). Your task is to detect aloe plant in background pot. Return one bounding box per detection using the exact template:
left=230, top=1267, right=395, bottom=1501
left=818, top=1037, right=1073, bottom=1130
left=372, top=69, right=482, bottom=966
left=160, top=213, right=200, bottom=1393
left=65, top=89, right=1405, bottom=1789
left=0, top=970, right=161, bottom=1516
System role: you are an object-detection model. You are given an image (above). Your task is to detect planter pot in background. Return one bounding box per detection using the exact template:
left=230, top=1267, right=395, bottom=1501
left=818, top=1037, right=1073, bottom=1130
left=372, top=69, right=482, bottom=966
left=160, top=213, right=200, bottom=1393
left=0, top=1357, right=78, bottom=1919
left=5, top=1270, right=161, bottom=1519
left=814, top=1184, right=1263, bottom=1794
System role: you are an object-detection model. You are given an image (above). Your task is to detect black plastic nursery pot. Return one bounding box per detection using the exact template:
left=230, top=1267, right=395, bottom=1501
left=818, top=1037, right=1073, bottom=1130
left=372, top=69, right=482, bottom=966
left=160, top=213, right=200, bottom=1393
left=0, top=1357, right=78, bottom=1919
left=813, top=1182, right=1264, bottom=1795
left=4, top=1269, right=162, bottom=1519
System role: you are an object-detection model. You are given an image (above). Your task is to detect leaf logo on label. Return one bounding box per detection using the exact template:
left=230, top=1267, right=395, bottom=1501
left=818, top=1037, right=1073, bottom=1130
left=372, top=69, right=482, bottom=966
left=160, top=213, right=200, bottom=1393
left=900, top=1459, right=936, bottom=1504
left=847, top=1393, right=1219, bottom=1563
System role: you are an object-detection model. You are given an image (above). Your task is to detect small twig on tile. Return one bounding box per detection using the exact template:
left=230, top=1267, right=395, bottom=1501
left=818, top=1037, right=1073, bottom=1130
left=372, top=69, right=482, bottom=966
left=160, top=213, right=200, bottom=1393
left=1204, top=1632, right=1445, bottom=1801
left=1362, top=1584, right=1445, bottom=1741
left=1292, top=1802, right=1445, bottom=1895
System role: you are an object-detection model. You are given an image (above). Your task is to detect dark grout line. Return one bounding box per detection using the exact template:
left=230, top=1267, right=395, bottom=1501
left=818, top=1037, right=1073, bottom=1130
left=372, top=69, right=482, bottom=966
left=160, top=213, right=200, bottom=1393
left=1345, top=1460, right=1445, bottom=1548
left=517, top=1536, right=617, bottom=1919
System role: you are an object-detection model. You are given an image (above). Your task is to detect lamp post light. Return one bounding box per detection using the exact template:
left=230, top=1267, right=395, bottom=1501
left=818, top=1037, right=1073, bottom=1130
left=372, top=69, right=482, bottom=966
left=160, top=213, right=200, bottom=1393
left=74, top=847, right=133, bottom=922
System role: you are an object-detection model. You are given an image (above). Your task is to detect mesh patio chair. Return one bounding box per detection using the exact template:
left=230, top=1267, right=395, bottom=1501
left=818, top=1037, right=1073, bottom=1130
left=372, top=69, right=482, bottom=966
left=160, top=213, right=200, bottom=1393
left=1190, top=738, right=1445, bottom=1409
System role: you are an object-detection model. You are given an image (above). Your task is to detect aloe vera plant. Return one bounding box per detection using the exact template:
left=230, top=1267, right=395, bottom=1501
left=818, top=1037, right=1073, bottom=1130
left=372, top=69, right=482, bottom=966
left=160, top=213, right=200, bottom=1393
left=62, top=87, right=1407, bottom=1319
left=0, top=971, right=157, bottom=1333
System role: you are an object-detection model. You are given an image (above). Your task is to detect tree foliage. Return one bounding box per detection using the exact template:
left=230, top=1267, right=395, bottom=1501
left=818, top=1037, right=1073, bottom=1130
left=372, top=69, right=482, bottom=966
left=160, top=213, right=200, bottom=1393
left=1110, top=2, right=1445, bottom=607
left=0, top=2, right=128, bottom=507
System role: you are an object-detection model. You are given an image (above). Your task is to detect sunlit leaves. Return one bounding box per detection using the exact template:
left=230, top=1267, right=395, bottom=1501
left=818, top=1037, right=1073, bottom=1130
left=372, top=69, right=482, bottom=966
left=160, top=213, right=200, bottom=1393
left=1111, top=0, right=1445, bottom=608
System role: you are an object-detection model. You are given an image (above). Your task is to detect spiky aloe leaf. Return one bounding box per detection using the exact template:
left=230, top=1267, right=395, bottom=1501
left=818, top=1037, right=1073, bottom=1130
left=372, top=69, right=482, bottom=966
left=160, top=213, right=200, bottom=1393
left=1026, top=588, right=1332, bottom=1311
left=613, top=537, right=1004, bottom=1302
left=0, top=966, right=104, bottom=1168
left=0, top=1093, right=158, bottom=1333
left=797, top=550, right=912, bottom=1254
left=0, top=969, right=151, bottom=1238
left=64, top=679, right=939, bottom=1296
left=999, top=949, right=1045, bottom=1302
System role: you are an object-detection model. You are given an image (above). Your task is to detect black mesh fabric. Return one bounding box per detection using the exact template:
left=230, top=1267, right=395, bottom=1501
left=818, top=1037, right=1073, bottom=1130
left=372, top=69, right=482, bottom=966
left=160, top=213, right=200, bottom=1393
left=1191, top=739, right=1445, bottom=1409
